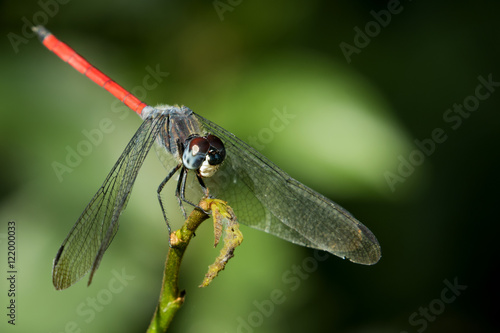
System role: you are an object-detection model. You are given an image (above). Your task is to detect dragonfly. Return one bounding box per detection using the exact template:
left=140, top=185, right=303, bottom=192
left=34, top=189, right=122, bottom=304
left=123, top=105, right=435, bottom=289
left=33, top=26, right=381, bottom=290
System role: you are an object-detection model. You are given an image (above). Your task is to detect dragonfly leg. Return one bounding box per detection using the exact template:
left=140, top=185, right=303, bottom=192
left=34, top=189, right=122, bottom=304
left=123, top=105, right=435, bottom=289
left=195, top=173, right=211, bottom=198
left=158, top=164, right=182, bottom=235
left=174, top=168, right=211, bottom=217
left=175, top=167, right=189, bottom=219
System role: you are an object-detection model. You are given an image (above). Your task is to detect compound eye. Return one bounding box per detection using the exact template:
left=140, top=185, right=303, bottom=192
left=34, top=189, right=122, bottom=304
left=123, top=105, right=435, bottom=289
left=206, top=135, right=226, bottom=165
left=182, top=137, right=209, bottom=170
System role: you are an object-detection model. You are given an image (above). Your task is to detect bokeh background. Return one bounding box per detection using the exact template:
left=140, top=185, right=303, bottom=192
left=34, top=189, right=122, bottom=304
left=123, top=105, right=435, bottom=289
left=1, top=1, right=498, bottom=332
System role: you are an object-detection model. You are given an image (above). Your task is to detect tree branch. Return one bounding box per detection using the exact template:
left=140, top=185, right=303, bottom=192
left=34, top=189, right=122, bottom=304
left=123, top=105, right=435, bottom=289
left=146, top=200, right=211, bottom=333
left=146, top=198, right=243, bottom=332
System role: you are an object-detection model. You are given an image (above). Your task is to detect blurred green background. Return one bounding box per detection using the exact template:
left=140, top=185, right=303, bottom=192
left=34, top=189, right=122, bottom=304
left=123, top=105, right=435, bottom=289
left=1, top=0, right=498, bottom=332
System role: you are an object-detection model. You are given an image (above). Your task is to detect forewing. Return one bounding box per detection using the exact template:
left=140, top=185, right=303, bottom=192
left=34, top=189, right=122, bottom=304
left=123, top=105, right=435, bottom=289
left=196, top=114, right=381, bottom=264
left=52, top=115, right=165, bottom=289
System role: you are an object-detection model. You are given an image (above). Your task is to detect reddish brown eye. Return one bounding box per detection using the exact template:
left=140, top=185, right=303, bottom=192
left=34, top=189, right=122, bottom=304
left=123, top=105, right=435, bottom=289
left=206, top=135, right=225, bottom=165
left=182, top=137, right=209, bottom=170
left=206, top=135, right=223, bottom=150
left=189, top=137, right=209, bottom=155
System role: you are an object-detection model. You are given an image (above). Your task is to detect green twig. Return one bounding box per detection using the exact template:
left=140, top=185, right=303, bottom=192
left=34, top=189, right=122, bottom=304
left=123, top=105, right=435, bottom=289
left=146, top=200, right=210, bottom=333
left=146, top=198, right=243, bottom=332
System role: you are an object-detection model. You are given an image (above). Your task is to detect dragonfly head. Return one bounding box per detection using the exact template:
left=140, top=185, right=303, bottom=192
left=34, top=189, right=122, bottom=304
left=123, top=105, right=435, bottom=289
left=182, top=134, right=226, bottom=177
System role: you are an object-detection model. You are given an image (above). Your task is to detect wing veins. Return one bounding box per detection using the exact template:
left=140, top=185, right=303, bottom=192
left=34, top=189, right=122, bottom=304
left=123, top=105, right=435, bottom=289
left=52, top=115, right=166, bottom=289
left=196, top=114, right=381, bottom=264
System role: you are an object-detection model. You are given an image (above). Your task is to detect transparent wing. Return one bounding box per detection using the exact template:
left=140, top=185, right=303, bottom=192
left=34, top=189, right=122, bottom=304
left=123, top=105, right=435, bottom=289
left=196, top=114, right=381, bottom=264
left=52, top=115, right=166, bottom=290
